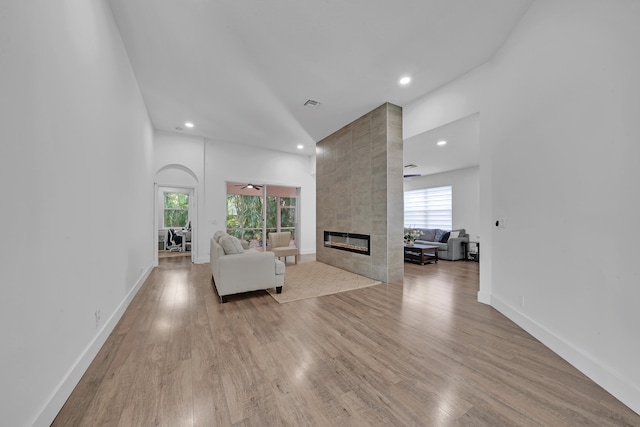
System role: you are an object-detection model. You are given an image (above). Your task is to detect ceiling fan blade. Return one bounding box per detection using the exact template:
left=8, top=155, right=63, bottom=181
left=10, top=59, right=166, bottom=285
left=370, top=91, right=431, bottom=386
left=235, top=183, right=263, bottom=190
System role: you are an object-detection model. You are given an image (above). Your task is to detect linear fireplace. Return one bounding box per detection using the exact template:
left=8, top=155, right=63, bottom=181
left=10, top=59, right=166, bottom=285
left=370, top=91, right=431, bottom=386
left=324, top=231, right=370, bottom=256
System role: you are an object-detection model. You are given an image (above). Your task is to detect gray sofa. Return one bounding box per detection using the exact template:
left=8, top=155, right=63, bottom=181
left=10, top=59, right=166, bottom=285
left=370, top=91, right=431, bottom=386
left=210, top=231, right=285, bottom=302
left=406, top=228, right=469, bottom=261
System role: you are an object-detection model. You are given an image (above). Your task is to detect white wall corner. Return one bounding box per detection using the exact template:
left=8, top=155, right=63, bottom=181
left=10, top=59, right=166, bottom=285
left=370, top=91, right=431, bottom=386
left=491, top=295, right=640, bottom=416
left=477, top=291, right=492, bottom=305
left=195, top=256, right=210, bottom=265
left=33, top=263, right=154, bottom=426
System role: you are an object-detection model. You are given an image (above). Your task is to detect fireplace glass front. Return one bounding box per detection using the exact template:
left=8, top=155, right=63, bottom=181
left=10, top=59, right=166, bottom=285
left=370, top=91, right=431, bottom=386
left=323, top=231, right=370, bottom=256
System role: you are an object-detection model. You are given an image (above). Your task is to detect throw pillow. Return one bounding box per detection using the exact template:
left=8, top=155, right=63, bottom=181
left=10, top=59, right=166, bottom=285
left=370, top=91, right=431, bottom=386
left=213, top=230, right=228, bottom=243
left=421, top=229, right=437, bottom=242
left=440, top=231, right=450, bottom=243
left=449, top=230, right=460, bottom=239
left=219, top=235, right=244, bottom=254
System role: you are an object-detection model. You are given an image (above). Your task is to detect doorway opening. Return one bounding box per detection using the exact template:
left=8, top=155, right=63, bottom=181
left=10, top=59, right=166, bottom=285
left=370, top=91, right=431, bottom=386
left=157, top=186, right=193, bottom=260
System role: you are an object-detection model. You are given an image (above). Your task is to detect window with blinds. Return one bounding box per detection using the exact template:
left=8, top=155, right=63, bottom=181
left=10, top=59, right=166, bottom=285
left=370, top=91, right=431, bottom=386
left=404, top=186, right=452, bottom=230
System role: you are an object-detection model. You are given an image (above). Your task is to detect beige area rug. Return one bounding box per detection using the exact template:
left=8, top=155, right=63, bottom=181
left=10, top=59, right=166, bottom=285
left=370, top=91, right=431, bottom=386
left=267, top=261, right=381, bottom=303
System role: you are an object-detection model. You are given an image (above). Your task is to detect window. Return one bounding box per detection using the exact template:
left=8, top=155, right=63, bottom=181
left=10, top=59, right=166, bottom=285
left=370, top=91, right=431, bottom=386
left=404, top=186, right=452, bottom=230
left=226, top=193, right=264, bottom=240
left=164, top=192, right=189, bottom=228
left=225, top=183, right=298, bottom=247
left=279, top=196, right=296, bottom=234
left=264, top=195, right=296, bottom=239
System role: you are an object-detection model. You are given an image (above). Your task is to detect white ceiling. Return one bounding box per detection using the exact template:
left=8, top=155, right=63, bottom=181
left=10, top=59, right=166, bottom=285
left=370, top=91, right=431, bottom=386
left=108, top=0, right=531, bottom=164
left=404, top=113, right=480, bottom=178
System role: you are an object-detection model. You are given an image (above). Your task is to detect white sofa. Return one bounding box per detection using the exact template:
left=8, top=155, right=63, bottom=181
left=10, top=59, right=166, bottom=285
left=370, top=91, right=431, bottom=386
left=210, top=231, right=285, bottom=303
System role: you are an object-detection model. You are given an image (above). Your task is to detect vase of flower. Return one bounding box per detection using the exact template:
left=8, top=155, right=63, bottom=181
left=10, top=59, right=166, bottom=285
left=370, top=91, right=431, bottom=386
left=404, top=228, right=419, bottom=246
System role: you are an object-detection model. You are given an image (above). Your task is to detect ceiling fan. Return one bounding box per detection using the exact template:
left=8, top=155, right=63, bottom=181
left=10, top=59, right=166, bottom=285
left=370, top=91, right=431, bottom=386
left=403, top=164, right=421, bottom=180
left=235, top=183, right=263, bottom=190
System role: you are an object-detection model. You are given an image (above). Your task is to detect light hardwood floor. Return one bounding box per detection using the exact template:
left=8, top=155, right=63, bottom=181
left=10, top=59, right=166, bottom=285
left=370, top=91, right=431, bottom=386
left=53, top=255, right=639, bottom=426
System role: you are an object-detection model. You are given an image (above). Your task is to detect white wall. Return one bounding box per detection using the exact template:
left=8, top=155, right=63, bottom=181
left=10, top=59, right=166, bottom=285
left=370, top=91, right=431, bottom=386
left=154, top=132, right=316, bottom=262
left=0, top=1, right=155, bottom=426
left=486, top=0, right=640, bottom=413
left=404, top=0, right=640, bottom=415
left=403, top=167, right=480, bottom=240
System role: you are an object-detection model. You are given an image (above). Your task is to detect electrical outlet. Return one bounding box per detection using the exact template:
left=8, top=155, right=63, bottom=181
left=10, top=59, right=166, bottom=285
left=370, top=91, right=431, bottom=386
left=95, top=310, right=101, bottom=329
left=520, top=296, right=525, bottom=308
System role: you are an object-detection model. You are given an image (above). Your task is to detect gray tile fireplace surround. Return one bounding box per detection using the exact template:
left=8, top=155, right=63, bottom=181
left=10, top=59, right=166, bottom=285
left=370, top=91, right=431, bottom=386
left=316, top=103, right=404, bottom=283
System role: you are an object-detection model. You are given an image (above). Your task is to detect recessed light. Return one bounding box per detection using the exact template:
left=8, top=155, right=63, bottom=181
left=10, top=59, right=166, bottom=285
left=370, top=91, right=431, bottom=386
left=399, top=76, right=411, bottom=85
left=437, top=140, right=447, bottom=146
left=297, top=144, right=304, bottom=150
left=185, top=122, right=194, bottom=128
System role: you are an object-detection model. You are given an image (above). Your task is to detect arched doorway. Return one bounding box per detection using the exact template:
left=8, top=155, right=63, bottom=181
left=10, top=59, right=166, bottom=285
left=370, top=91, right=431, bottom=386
left=154, top=164, right=198, bottom=266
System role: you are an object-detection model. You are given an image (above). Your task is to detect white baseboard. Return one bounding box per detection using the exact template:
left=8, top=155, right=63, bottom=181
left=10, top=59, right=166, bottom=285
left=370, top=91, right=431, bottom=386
left=33, top=263, right=154, bottom=426
left=477, top=291, right=491, bottom=305
left=491, top=295, right=640, bottom=416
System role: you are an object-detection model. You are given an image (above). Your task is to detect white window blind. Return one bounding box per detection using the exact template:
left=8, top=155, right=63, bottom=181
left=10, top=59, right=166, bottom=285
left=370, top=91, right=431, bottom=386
left=404, top=186, right=452, bottom=230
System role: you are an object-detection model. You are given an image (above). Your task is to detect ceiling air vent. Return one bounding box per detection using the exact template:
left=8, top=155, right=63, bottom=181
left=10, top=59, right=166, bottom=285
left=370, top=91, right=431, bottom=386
left=303, top=99, right=321, bottom=109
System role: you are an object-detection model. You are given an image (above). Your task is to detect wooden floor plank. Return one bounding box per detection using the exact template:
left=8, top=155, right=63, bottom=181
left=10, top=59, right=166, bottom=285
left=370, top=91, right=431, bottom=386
left=53, top=255, right=640, bottom=426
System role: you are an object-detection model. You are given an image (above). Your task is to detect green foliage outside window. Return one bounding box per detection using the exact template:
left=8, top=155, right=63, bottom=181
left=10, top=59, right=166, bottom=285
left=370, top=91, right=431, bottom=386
left=266, top=196, right=277, bottom=229
left=164, top=192, right=189, bottom=228
left=226, top=193, right=296, bottom=241
left=280, top=197, right=296, bottom=207
left=226, top=194, right=264, bottom=240
left=280, top=197, right=296, bottom=228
